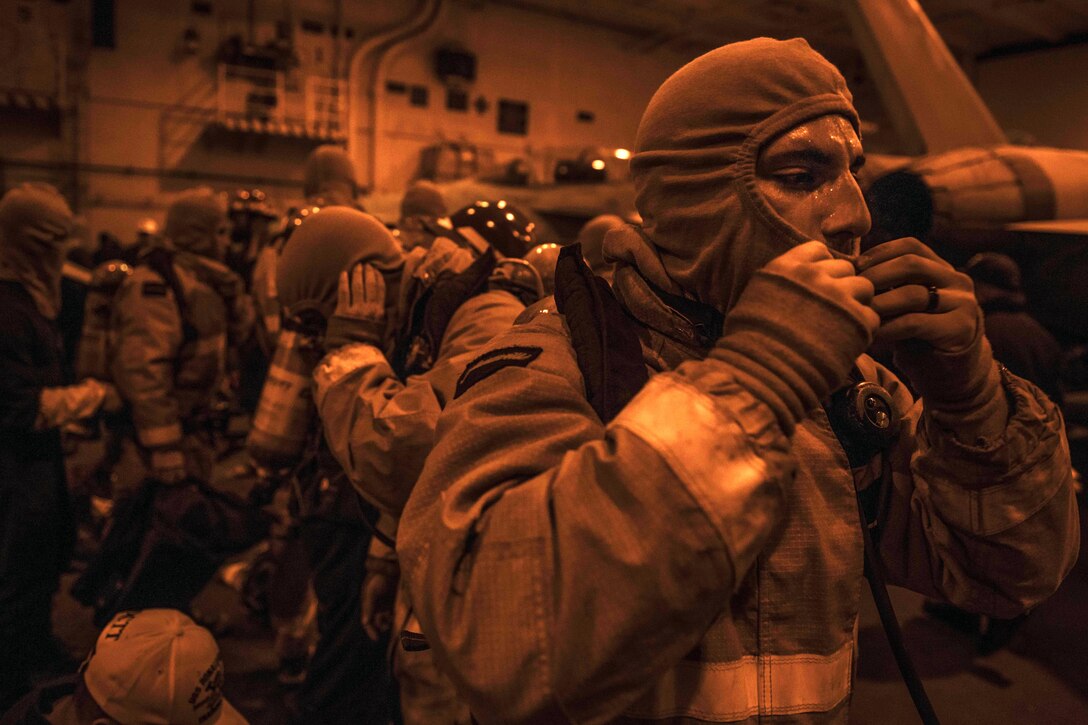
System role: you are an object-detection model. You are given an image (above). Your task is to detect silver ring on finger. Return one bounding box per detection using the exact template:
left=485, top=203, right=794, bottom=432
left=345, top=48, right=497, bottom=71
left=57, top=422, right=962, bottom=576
left=925, top=285, right=940, bottom=313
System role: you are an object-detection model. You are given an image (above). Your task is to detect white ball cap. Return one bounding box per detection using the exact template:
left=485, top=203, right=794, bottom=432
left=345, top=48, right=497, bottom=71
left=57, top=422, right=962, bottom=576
left=82, top=609, right=248, bottom=725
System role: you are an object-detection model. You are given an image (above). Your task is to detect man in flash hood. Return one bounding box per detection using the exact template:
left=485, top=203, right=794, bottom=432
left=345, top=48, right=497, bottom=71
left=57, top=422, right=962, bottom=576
left=395, top=38, right=1078, bottom=723
left=0, top=184, right=120, bottom=709
left=304, top=145, right=363, bottom=209
left=110, top=188, right=254, bottom=488
left=258, top=207, right=403, bottom=723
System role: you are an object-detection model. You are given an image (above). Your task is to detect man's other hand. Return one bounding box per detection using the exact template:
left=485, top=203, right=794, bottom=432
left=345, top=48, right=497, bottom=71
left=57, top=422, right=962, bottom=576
left=857, top=237, right=979, bottom=352
left=325, top=262, right=387, bottom=350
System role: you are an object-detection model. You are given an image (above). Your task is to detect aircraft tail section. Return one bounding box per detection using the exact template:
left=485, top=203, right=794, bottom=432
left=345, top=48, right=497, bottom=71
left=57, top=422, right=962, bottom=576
left=844, top=0, right=1007, bottom=154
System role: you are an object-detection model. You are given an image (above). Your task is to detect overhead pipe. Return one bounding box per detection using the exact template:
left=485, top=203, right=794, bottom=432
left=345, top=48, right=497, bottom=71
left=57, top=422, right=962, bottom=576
left=345, top=6, right=423, bottom=173
left=345, top=0, right=441, bottom=191
left=365, top=0, right=443, bottom=193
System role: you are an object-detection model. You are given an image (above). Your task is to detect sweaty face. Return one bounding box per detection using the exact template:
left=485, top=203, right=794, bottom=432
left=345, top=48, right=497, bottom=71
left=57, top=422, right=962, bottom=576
left=754, top=114, right=870, bottom=256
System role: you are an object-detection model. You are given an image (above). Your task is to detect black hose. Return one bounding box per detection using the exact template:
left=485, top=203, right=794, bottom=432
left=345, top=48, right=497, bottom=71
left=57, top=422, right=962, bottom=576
left=858, top=498, right=941, bottom=725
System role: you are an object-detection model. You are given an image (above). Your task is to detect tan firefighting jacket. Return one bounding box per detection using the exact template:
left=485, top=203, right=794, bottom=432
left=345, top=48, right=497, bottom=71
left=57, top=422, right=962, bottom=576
left=313, top=278, right=524, bottom=523
left=111, top=251, right=253, bottom=450
left=396, top=265, right=1080, bottom=725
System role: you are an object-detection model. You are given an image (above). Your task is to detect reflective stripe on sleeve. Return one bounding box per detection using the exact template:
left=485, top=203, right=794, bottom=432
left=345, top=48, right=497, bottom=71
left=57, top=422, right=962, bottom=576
left=314, top=343, right=388, bottom=390
left=312, top=343, right=391, bottom=413
left=138, top=422, right=184, bottom=448
left=624, top=641, right=853, bottom=721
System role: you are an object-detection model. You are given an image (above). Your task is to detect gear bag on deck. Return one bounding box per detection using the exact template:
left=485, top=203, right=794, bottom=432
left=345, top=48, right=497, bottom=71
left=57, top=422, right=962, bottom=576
left=71, top=477, right=269, bottom=627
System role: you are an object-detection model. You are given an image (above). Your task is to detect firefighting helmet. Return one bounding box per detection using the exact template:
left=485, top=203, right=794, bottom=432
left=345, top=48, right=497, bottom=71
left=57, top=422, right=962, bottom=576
left=272, top=202, right=325, bottom=248
left=400, top=180, right=448, bottom=220
left=90, top=259, right=134, bottom=291
left=303, top=145, right=358, bottom=205
left=523, top=242, right=561, bottom=295
left=449, top=200, right=534, bottom=258
left=489, top=258, right=545, bottom=306
left=164, top=187, right=227, bottom=260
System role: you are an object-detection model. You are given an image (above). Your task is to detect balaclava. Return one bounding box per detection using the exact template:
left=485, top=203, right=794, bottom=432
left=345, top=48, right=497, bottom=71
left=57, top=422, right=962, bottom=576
left=576, top=214, right=626, bottom=274
left=164, top=187, right=227, bottom=260
left=605, top=37, right=859, bottom=315
left=276, top=207, right=404, bottom=323
left=304, top=145, right=359, bottom=207
left=400, top=180, right=448, bottom=220
left=0, top=183, right=73, bottom=319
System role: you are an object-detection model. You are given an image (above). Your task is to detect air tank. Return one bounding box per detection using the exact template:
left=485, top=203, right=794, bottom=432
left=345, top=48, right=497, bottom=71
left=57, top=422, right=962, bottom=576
left=246, top=318, right=323, bottom=473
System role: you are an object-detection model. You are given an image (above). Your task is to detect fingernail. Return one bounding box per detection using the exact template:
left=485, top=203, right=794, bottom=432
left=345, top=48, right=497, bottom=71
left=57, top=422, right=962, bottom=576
left=856, top=254, right=870, bottom=270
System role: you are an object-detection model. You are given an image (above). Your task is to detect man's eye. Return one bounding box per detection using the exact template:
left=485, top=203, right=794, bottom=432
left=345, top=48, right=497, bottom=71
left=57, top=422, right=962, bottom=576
left=775, top=171, right=817, bottom=188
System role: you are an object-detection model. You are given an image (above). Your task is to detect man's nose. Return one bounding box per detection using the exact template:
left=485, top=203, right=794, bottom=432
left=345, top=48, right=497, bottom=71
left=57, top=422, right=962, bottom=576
left=823, top=173, right=871, bottom=243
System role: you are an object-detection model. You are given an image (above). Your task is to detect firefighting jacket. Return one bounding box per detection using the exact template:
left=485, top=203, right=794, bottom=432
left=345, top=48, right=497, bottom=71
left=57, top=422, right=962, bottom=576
left=395, top=263, right=1080, bottom=724
left=313, top=266, right=524, bottom=524
left=110, top=250, right=254, bottom=451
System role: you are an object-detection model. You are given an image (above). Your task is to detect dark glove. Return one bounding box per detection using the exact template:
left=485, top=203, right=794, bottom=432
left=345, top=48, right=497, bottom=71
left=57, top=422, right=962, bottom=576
left=706, top=241, right=879, bottom=434
left=325, top=262, right=387, bottom=350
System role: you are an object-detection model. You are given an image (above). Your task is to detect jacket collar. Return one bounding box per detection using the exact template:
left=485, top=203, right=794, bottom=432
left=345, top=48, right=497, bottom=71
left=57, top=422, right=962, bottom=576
left=610, top=262, right=722, bottom=371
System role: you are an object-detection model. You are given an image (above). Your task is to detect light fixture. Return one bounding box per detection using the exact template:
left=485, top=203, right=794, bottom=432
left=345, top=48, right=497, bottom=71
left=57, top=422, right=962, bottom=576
left=590, top=159, right=606, bottom=171
left=613, top=148, right=631, bottom=160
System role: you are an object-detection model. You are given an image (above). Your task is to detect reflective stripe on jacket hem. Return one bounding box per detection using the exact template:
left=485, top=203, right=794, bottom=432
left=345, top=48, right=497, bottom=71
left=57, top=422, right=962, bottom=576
left=623, top=641, right=853, bottom=722
left=138, top=422, right=184, bottom=448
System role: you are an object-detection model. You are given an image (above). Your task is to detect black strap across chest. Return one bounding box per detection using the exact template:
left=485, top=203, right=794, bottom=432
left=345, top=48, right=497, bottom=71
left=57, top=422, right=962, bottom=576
left=553, top=244, right=647, bottom=423
left=142, top=247, right=198, bottom=344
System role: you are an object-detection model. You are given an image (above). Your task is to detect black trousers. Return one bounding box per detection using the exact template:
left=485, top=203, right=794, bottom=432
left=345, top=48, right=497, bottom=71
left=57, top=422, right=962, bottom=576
left=0, top=472, right=72, bottom=711
left=295, top=471, right=396, bottom=725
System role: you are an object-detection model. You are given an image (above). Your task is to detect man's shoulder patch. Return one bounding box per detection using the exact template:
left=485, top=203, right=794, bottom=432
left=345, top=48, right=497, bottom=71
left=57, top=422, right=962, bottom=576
left=141, top=281, right=169, bottom=298
left=454, top=345, right=543, bottom=399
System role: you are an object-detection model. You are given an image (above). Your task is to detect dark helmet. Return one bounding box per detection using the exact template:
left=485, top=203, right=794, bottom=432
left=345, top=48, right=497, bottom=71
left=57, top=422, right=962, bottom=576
left=963, top=252, right=1022, bottom=292
left=90, top=259, right=134, bottom=291
left=271, top=202, right=325, bottom=249
left=449, top=200, right=534, bottom=258
left=524, top=243, right=561, bottom=295
left=229, top=188, right=276, bottom=219
left=963, top=252, right=1026, bottom=308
